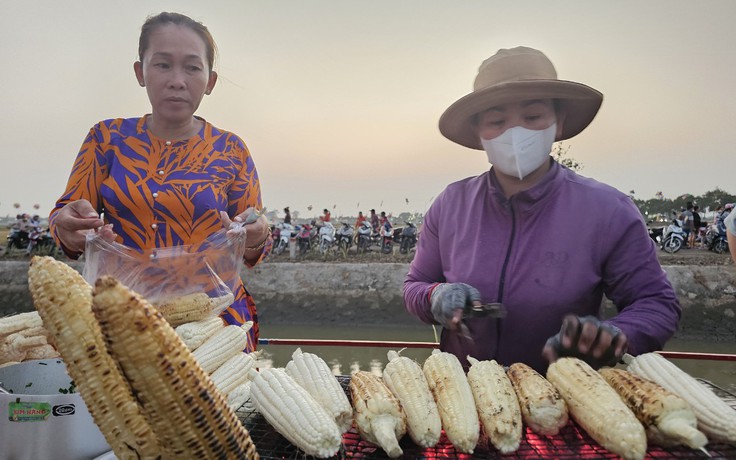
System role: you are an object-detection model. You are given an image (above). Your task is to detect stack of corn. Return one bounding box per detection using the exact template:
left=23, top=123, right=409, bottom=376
left=153, top=291, right=234, bottom=326
left=28, top=256, right=259, bottom=460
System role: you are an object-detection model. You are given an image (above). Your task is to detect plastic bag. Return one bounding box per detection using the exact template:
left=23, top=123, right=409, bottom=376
left=83, top=224, right=247, bottom=326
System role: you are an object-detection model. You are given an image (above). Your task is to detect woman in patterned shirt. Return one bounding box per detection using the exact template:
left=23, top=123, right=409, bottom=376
left=49, top=12, right=270, bottom=348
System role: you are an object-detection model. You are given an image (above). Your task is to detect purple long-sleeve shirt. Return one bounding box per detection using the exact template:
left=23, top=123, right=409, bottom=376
left=403, top=161, right=681, bottom=373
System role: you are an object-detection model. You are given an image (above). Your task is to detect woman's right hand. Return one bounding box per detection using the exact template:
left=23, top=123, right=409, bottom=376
left=54, top=200, right=105, bottom=254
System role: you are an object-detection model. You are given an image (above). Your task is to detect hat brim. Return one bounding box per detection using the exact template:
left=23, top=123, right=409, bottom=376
left=438, top=80, right=603, bottom=150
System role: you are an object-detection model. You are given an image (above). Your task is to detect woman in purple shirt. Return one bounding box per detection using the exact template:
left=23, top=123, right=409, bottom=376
left=403, top=47, right=680, bottom=372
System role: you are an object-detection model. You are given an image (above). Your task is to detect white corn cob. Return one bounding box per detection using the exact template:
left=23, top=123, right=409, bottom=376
left=547, top=357, right=647, bottom=460
left=92, top=276, right=258, bottom=459
left=467, top=357, right=522, bottom=454
left=192, top=321, right=253, bottom=373
left=250, top=367, right=342, bottom=458
left=349, top=370, right=407, bottom=458
left=286, top=348, right=353, bottom=433
left=175, top=316, right=225, bottom=350
left=507, top=362, right=569, bottom=436
left=211, top=351, right=258, bottom=395
left=383, top=350, right=441, bottom=448
left=423, top=350, right=479, bottom=454
left=600, top=367, right=707, bottom=449
left=627, top=352, right=736, bottom=442
left=27, top=257, right=161, bottom=459
left=227, top=381, right=252, bottom=411
left=154, top=292, right=234, bottom=326
left=0, top=311, right=43, bottom=339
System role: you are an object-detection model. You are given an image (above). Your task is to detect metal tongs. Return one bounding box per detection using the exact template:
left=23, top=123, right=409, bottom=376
left=454, top=302, right=507, bottom=341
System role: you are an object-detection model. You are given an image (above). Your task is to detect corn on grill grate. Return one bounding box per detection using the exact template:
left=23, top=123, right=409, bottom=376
left=236, top=375, right=736, bottom=459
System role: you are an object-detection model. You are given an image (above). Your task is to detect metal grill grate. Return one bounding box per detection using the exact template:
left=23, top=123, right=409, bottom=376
left=236, top=375, right=736, bottom=459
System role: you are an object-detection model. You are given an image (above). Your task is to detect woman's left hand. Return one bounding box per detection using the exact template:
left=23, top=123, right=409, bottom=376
left=220, top=209, right=269, bottom=249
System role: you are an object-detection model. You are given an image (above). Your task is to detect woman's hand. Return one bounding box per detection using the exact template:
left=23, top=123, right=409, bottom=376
left=542, top=315, right=628, bottom=369
left=54, top=200, right=114, bottom=254
left=220, top=209, right=269, bottom=256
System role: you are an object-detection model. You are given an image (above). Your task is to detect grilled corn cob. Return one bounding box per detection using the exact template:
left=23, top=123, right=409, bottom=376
left=600, top=367, right=707, bottom=449
left=193, top=321, right=253, bottom=373
left=383, top=350, right=442, bottom=448
left=250, top=367, right=341, bottom=458
left=508, top=362, right=568, bottom=436
left=175, top=316, right=226, bottom=350
left=153, top=292, right=234, bottom=326
left=27, top=257, right=161, bottom=460
left=350, top=370, right=407, bottom=458
left=211, top=351, right=258, bottom=395
left=467, top=357, right=522, bottom=454
left=286, top=348, right=353, bottom=433
left=423, top=350, right=479, bottom=454
left=547, top=357, right=646, bottom=460
left=627, top=352, right=736, bottom=442
left=92, top=276, right=259, bottom=460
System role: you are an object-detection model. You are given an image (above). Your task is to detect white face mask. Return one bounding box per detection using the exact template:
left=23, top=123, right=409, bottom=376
left=481, top=123, right=557, bottom=180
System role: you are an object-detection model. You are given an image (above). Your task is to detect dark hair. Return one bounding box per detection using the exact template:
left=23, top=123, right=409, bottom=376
left=138, top=12, right=218, bottom=71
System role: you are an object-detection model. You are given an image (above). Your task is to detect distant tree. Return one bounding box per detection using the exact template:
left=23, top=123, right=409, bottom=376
left=552, top=142, right=582, bottom=171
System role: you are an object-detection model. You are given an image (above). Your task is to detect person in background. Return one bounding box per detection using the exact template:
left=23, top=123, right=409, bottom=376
left=283, top=207, right=291, bottom=225
left=403, top=46, right=680, bottom=373
left=681, top=202, right=695, bottom=248
left=370, top=208, right=379, bottom=233
left=725, top=204, right=736, bottom=263
left=354, top=211, right=366, bottom=228
left=321, top=208, right=331, bottom=223
left=49, top=12, right=270, bottom=348
left=692, top=205, right=703, bottom=247
left=379, top=211, right=390, bottom=227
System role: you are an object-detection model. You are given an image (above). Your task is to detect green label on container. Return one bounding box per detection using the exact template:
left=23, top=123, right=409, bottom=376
left=8, top=401, right=51, bottom=422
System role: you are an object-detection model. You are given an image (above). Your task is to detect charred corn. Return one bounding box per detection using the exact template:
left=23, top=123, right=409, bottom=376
left=467, top=357, right=522, bottom=454
left=193, top=321, right=253, bottom=373
left=423, top=350, right=479, bottom=454
left=92, top=276, right=259, bottom=460
left=547, top=357, right=646, bottom=460
left=600, top=367, right=707, bottom=449
left=383, top=350, right=441, bottom=448
left=250, top=367, right=341, bottom=458
left=28, top=257, right=161, bottom=460
left=350, top=370, right=407, bottom=458
left=628, top=352, right=736, bottom=443
left=286, top=348, right=353, bottom=433
left=154, top=292, right=234, bottom=326
left=175, top=316, right=225, bottom=350
left=508, top=362, right=568, bottom=436
left=211, top=351, right=258, bottom=395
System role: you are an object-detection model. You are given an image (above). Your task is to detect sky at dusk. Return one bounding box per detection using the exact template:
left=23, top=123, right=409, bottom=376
left=1, top=1, right=735, bottom=221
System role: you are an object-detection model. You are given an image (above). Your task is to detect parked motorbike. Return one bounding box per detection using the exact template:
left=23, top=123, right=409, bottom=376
left=335, top=223, right=353, bottom=252
left=661, top=219, right=685, bottom=253
left=356, top=221, right=373, bottom=254
left=296, top=224, right=313, bottom=255
left=647, top=221, right=664, bottom=245
left=399, top=222, right=417, bottom=254
left=6, top=229, right=30, bottom=253
left=380, top=222, right=394, bottom=254
left=318, top=222, right=336, bottom=254
left=705, top=223, right=729, bottom=254
left=273, top=223, right=294, bottom=255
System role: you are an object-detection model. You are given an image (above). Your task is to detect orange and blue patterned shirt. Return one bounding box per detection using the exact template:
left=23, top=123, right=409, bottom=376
left=50, top=115, right=267, bottom=348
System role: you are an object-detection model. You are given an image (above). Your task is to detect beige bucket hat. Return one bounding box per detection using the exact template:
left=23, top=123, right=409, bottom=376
left=439, top=46, right=603, bottom=150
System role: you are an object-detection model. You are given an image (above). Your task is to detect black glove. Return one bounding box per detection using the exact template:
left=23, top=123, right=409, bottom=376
left=430, top=283, right=481, bottom=329
left=542, top=315, right=628, bottom=369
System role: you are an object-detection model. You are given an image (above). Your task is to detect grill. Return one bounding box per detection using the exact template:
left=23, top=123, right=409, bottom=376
left=236, top=376, right=736, bottom=460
